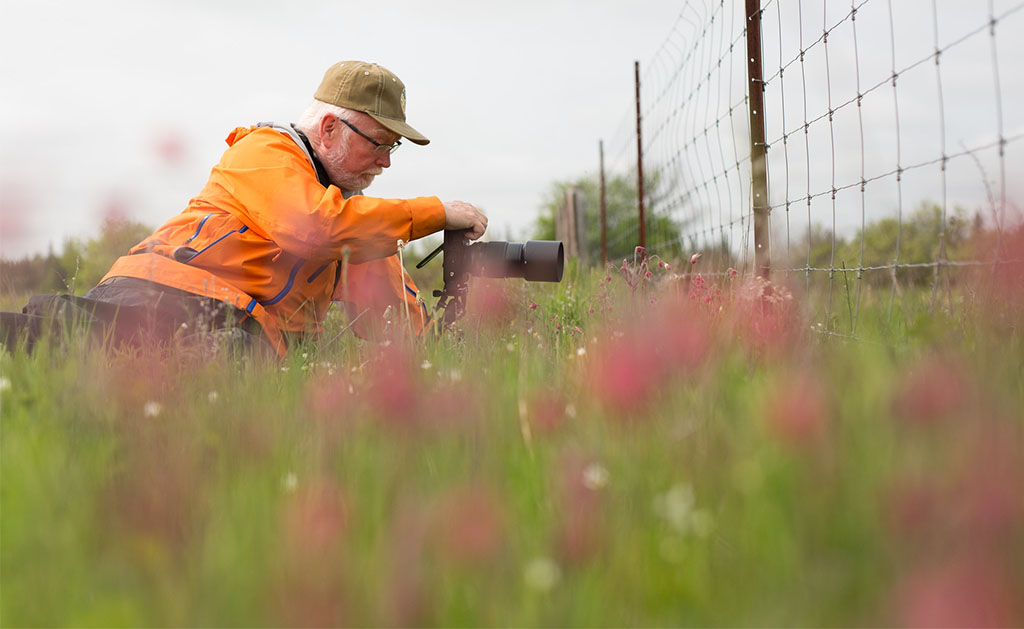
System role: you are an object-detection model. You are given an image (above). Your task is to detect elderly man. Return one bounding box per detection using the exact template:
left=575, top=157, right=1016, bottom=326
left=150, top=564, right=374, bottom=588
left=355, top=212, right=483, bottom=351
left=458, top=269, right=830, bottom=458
left=4, top=61, right=486, bottom=355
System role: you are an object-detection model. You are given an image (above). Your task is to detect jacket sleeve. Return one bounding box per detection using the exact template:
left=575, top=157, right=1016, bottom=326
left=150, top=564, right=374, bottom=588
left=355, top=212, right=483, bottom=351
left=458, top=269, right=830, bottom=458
left=203, top=128, right=446, bottom=264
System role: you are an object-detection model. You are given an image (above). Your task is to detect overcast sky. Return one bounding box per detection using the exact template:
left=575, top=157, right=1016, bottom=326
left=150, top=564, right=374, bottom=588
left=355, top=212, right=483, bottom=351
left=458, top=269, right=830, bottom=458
left=2, top=0, right=1022, bottom=261
left=0, top=0, right=683, bottom=258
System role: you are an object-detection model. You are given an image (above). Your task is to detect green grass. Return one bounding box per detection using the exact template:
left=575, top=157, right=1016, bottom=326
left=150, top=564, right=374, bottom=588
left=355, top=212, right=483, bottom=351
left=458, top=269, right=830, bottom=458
left=2, top=263, right=1022, bottom=627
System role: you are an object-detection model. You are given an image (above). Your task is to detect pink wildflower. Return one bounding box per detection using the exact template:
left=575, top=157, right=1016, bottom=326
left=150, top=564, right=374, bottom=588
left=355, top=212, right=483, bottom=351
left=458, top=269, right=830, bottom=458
left=765, top=372, right=827, bottom=447
left=728, top=267, right=738, bottom=278
left=528, top=301, right=539, bottom=311
left=434, top=485, right=504, bottom=565
left=893, top=356, right=968, bottom=425
left=690, top=252, right=702, bottom=265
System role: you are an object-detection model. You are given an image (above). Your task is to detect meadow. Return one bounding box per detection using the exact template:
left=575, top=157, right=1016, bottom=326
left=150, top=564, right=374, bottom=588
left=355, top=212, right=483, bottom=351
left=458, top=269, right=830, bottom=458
left=1, top=249, right=1022, bottom=627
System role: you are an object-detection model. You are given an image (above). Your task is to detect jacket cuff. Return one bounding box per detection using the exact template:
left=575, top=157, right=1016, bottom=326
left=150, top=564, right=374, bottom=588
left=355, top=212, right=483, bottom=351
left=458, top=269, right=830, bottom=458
left=407, top=196, right=447, bottom=241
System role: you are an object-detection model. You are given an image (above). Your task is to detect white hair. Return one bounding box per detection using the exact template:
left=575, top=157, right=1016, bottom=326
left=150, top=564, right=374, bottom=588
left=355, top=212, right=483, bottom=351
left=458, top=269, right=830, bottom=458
left=294, top=100, right=357, bottom=140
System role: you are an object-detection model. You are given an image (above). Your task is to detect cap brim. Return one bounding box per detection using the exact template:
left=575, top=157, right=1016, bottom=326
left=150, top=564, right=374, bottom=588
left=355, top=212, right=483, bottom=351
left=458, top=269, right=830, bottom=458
left=366, top=113, right=430, bottom=146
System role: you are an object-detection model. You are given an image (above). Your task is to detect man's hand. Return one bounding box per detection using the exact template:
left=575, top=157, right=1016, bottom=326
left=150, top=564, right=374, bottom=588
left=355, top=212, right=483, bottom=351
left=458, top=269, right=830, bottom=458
left=443, top=201, right=488, bottom=240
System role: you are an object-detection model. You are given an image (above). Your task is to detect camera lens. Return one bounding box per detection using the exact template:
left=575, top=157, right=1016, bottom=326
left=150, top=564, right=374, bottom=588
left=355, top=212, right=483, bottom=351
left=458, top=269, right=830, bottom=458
left=469, top=240, right=563, bottom=282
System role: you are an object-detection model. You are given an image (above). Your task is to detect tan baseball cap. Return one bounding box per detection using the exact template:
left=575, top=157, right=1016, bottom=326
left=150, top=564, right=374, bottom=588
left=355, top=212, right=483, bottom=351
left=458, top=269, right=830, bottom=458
left=314, top=61, right=429, bottom=146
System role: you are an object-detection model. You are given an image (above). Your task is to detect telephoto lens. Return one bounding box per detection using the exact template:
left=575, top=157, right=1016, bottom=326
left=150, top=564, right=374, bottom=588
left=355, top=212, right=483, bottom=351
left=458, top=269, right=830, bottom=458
left=470, top=240, right=564, bottom=282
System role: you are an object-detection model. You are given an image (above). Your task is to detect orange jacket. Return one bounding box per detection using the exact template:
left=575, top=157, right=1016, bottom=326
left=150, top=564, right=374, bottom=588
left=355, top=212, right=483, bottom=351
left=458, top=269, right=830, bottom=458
left=102, top=125, right=445, bottom=354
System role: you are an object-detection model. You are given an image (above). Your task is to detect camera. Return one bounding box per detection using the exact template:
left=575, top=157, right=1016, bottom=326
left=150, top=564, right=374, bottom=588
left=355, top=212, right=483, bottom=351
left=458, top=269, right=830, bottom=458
left=442, top=230, right=564, bottom=284
left=417, top=230, right=565, bottom=325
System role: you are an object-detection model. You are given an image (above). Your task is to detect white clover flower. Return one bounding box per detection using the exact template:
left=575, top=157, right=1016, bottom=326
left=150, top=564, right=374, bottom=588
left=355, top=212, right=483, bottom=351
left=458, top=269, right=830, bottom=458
left=282, top=472, right=298, bottom=493
left=654, top=484, right=695, bottom=533
left=143, top=401, right=162, bottom=418
left=523, top=557, right=561, bottom=592
left=582, top=463, right=609, bottom=490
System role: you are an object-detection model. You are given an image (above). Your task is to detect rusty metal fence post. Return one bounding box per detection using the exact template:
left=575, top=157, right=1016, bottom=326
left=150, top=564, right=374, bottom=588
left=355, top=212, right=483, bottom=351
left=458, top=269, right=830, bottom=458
left=556, top=187, right=586, bottom=264
left=746, top=0, right=770, bottom=277
left=635, top=60, right=647, bottom=249
left=599, top=139, right=608, bottom=266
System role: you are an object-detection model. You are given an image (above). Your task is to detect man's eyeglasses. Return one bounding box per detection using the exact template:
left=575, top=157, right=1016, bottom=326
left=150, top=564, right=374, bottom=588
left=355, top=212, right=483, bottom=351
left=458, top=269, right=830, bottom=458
left=336, top=116, right=401, bottom=155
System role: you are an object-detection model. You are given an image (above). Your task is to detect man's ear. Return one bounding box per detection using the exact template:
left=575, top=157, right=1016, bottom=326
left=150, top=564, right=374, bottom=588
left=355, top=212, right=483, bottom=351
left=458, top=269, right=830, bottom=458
left=319, top=114, right=337, bottom=148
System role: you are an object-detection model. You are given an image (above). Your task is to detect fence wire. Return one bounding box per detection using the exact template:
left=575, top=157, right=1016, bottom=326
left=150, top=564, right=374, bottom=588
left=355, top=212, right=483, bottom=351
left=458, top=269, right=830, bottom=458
left=596, top=0, right=1024, bottom=334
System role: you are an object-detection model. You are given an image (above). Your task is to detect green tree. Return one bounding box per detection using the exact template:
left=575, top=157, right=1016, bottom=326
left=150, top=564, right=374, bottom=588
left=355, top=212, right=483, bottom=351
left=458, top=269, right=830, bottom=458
left=533, top=169, right=689, bottom=266
left=73, top=216, right=153, bottom=292
left=792, top=202, right=972, bottom=288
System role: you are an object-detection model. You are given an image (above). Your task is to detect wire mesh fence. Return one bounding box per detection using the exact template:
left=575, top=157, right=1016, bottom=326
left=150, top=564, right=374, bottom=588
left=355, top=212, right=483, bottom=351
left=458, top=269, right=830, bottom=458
left=593, top=0, right=1024, bottom=335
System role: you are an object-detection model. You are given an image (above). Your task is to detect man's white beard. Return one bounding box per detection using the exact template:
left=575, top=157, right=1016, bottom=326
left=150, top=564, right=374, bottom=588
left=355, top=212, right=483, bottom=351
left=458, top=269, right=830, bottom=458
left=321, top=141, right=382, bottom=192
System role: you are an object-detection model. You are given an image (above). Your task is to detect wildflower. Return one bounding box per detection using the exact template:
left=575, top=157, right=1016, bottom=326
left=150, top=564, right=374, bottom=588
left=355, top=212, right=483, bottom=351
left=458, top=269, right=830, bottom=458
left=283, top=472, right=298, bottom=493
left=556, top=451, right=605, bottom=563
left=588, top=307, right=595, bottom=314
left=728, top=267, right=738, bottom=277
left=644, top=270, right=652, bottom=279
left=654, top=484, right=695, bottom=532
left=208, top=391, right=219, bottom=403
left=893, top=356, right=968, bottom=425
left=434, top=485, right=504, bottom=564
left=663, top=262, right=671, bottom=270
left=582, top=463, right=609, bottom=490
left=523, top=557, right=561, bottom=592
left=280, top=366, right=289, bottom=372
left=420, top=360, right=432, bottom=370
left=143, top=401, right=162, bottom=418
left=690, top=252, right=702, bottom=265
left=765, top=372, right=827, bottom=446
left=576, top=347, right=586, bottom=357
left=528, top=301, right=539, bottom=310
left=0, top=377, right=9, bottom=392
left=605, top=275, right=612, bottom=282
left=897, top=559, right=1018, bottom=628
left=282, top=478, right=348, bottom=555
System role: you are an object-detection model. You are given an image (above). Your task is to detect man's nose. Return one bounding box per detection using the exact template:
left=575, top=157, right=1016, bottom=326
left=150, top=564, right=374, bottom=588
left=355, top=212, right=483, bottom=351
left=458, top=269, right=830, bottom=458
left=375, top=151, right=391, bottom=168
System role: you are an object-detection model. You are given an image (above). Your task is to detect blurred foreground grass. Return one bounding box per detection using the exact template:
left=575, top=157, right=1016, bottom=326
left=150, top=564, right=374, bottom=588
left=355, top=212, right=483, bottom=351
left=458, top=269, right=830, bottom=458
left=1, top=258, right=1022, bottom=627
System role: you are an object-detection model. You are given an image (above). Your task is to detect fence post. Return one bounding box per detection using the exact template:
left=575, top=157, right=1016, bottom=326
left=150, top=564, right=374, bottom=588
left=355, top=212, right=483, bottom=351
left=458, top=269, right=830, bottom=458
left=557, top=187, right=586, bottom=263
left=634, top=60, right=647, bottom=249
left=599, top=139, right=608, bottom=266
left=746, top=0, right=771, bottom=277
